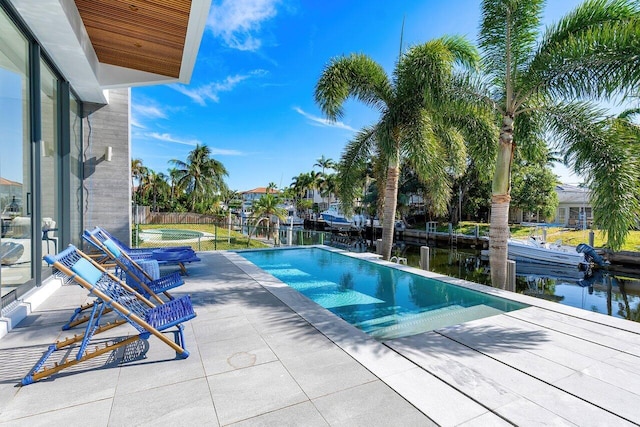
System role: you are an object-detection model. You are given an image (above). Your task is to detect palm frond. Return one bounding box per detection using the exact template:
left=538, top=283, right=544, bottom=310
left=396, top=36, right=479, bottom=101
left=527, top=0, right=640, bottom=100
left=547, top=101, right=639, bottom=250
left=480, top=0, right=545, bottom=87
left=337, top=125, right=377, bottom=214
left=314, top=54, right=392, bottom=120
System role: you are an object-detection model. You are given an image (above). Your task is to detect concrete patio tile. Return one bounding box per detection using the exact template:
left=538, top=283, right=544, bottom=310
left=439, top=320, right=576, bottom=383
left=109, top=377, right=218, bottom=426
left=0, top=398, right=112, bottom=427
left=554, top=370, right=640, bottom=422
left=198, top=331, right=278, bottom=376
left=114, top=335, right=206, bottom=394
left=191, top=314, right=259, bottom=344
left=388, top=331, right=624, bottom=426
left=0, top=320, right=67, bottom=349
left=1, top=366, right=119, bottom=422
left=382, top=367, right=492, bottom=426
left=312, top=380, right=434, bottom=426
left=494, top=397, right=575, bottom=426
left=208, top=361, right=307, bottom=425
left=456, top=412, right=513, bottom=427
left=582, top=359, right=640, bottom=395
left=260, top=325, right=337, bottom=360
left=228, top=401, right=329, bottom=427
left=245, top=310, right=309, bottom=335
left=279, top=346, right=376, bottom=399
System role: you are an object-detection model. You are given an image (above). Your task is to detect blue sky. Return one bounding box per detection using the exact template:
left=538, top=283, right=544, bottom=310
left=131, top=0, right=587, bottom=192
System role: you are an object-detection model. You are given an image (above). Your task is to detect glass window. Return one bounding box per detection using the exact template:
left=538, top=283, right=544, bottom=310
left=40, top=61, right=60, bottom=263
left=69, top=95, right=82, bottom=246
left=0, top=7, right=32, bottom=301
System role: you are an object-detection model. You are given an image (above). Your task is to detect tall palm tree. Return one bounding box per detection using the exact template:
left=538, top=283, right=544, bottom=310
left=564, top=108, right=640, bottom=249
left=131, top=158, right=148, bottom=203
left=314, top=155, right=336, bottom=209
left=249, top=193, right=287, bottom=244
left=140, top=170, right=169, bottom=212
left=170, top=144, right=229, bottom=212
left=314, top=155, right=335, bottom=176
left=167, top=166, right=182, bottom=206
left=472, top=0, right=640, bottom=288
left=266, top=182, right=277, bottom=195
left=315, top=36, right=495, bottom=260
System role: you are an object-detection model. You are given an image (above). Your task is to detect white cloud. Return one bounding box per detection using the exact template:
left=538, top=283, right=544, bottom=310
left=171, top=71, right=266, bottom=105
left=207, top=0, right=279, bottom=51
left=148, top=132, right=200, bottom=146
left=147, top=132, right=244, bottom=155
left=293, top=107, right=357, bottom=132
left=130, top=116, right=145, bottom=129
left=132, top=103, right=167, bottom=119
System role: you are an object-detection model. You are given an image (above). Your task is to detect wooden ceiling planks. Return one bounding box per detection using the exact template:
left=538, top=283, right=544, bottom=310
left=74, top=0, right=191, bottom=78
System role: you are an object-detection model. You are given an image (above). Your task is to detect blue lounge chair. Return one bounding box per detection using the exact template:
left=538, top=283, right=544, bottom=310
left=22, top=245, right=196, bottom=385
left=85, top=227, right=200, bottom=275
left=59, top=231, right=186, bottom=330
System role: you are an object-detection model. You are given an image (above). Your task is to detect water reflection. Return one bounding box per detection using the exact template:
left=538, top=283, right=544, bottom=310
left=401, top=245, right=640, bottom=323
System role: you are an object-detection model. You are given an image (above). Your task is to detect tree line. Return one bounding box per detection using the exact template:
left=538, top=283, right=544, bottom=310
left=132, top=0, right=640, bottom=289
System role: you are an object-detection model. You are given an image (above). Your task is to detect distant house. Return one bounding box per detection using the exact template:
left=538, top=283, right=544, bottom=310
left=551, top=184, right=593, bottom=228
left=0, top=177, right=22, bottom=212
left=239, top=187, right=285, bottom=218
left=508, top=184, right=593, bottom=227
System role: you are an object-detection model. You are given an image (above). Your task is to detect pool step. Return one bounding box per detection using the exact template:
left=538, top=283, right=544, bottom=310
left=354, top=304, right=461, bottom=329
left=365, top=304, right=505, bottom=340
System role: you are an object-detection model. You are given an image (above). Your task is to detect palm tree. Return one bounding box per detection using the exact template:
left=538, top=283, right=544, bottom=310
left=315, top=36, right=495, bottom=260
left=248, top=193, right=287, bottom=245
left=564, top=108, right=640, bottom=249
left=314, top=155, right=335, bottom=176
left=167, top=166, right=182, bottom=206
left=140, top=170, right=169, bottom=212
left=266, top=182, right=277, bottom=195
left=170, top=144, right=229, bottom=212
left=131, top=158, right=148, bottom=203
left=472, top=0, right=640, bottom=288
left=314, top=155, right=335, bottom=209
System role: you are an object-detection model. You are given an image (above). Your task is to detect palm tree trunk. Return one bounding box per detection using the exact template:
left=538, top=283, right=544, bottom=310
left=489, top=114, right=515, bottom=290
left=381, top=156, right=400, bottom=260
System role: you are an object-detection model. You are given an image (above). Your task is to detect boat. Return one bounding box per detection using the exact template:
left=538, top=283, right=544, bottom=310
left=280, top=204, right=304, bottom=227
left=319, top=203, right=363, bottom=229
left=507, top=237, right=586, bottom=267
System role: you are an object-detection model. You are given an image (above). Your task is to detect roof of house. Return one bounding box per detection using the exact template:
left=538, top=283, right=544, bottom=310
left=242, top=187, right=269, bottom=194
left=556, top=184, right=590, bottom=204
left=0, top=177, right=22, bottom=186
left=11, top=0, right=209, bottom=103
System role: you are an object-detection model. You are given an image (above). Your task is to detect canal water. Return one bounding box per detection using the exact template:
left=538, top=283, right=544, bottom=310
left=397, top=245, right=640, bottom=323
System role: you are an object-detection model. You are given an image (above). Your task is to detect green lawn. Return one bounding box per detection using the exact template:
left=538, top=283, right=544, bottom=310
left=133, top=223, right=270, bottom=251
left=422, top=221, right=640, bottom=251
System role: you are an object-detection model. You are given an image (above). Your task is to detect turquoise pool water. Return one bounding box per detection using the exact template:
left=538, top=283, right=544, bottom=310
left=238, top=247, right=528, bottom=340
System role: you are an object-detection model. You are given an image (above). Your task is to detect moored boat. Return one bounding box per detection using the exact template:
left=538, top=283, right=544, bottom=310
left=507, top=237, right=585, bottom=267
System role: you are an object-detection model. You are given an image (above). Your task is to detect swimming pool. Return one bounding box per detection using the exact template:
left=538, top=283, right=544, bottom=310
left=237, top=247, right=528, bottom=340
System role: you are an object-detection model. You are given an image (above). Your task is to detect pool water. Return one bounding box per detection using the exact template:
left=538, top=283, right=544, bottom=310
left=238, top=247, right=528, bottom=340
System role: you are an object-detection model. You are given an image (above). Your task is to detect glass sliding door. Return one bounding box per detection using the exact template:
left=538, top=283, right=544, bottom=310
left=69, top=95, right=82, bottom=247
left=39, top=61, right=59, bottom=264
left=0, top=7, right=32, bottom=301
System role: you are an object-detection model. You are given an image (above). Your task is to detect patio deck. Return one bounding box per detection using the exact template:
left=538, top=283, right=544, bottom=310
left=1, top=250, right=639, bottom=426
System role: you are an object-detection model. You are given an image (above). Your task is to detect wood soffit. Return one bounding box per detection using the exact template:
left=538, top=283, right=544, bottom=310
left=74, top=0, right=191, bottom=78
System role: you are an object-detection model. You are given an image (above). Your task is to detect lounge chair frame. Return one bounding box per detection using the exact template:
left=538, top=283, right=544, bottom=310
left=22, top=246, right=195, bottom=385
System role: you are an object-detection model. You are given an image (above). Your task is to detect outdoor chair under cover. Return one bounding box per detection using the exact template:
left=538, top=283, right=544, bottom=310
left=86, top=226, right=200, bottom=275
left=21, top=245, right=196, bottom=385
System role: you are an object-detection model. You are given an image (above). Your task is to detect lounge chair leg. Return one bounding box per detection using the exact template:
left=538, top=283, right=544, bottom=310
left=22, top=336, right=140, bottom=385
left=62, top=301, right=96, bottom=330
